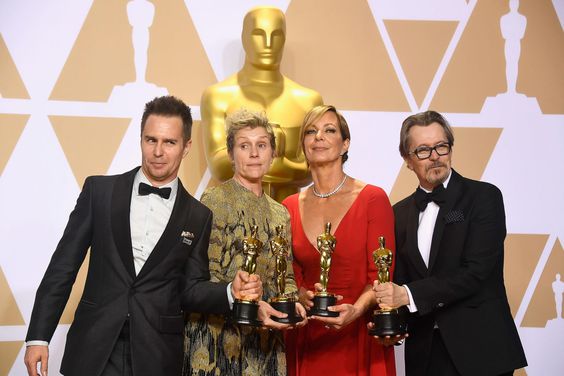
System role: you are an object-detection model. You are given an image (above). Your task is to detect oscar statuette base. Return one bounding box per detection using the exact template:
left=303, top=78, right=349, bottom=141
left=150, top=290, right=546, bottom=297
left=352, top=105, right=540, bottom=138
left=270, top=298, right=302, bottom=324
left=368, top=308, right=407, bottom=337
left=232, top=299, right=262, bottom=327
left=309, top=293, right=339, bottom=317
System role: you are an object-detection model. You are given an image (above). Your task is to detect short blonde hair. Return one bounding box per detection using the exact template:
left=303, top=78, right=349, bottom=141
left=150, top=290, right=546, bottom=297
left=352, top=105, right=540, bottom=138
left=225, top=109, right=276, bottom=156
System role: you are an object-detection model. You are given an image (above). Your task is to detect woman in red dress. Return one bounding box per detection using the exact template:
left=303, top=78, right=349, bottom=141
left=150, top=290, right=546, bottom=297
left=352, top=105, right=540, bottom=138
left=282, top=105, right=396, bottom=376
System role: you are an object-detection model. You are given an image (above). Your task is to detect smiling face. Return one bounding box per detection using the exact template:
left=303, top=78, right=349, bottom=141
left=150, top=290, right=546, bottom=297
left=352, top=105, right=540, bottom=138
left=302, top=111, right=350, bottom=166
left=405, top=122, right=452, bottom=190
left=140, top=114, right=191, bottom=186
left=242, top=8, right=286, bottom=69
left=230, top=126, right=274, bottom=186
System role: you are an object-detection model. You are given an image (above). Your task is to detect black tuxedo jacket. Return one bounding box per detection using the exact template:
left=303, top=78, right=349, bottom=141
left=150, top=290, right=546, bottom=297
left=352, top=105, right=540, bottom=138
left=26, top=167, right=230, bottom=376
left=393, top=170, right=526, bottom=376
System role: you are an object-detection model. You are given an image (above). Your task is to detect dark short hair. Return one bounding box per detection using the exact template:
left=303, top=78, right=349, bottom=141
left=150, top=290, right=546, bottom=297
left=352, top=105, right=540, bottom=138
left=141, top=96, right=192, bottom=144
left=300, top=105, right=351, bottom=164
left=399, top=110, right=454, bottom=158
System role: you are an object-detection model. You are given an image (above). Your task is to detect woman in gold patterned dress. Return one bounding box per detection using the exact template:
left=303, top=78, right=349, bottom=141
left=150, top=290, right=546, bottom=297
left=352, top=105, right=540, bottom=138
left=183, top=109, right=306, bottom=376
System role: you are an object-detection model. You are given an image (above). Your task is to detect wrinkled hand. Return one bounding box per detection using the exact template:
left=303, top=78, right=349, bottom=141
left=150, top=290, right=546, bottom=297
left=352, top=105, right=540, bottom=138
left=232, top=271, right=262, bottom=301
left=309, top=283, right=348, bottom=330
left=24, top=345, right=49, bottom=376
left=310, top=303, right=357, bottom=331
left=367, top=322, right=409, bottom=346
left=293, top=302, right=308, bottom=328
left=258, top=301, right=308, bottom=330
left=258, top=301, right=290, bottom=330
left=373, top=281, right=409, bottom=310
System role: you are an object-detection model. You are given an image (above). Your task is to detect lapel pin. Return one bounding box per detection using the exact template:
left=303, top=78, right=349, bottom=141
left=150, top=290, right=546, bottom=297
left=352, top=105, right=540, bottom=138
left=181, top=231, right=195, bottom=238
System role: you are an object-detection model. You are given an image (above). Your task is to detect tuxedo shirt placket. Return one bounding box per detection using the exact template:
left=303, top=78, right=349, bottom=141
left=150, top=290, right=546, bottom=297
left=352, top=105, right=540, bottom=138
left=130, top=172, right=177, bottom=275
left=404, top=172, right=452, bottom=313
left=417, top=202, right=440, bottom=268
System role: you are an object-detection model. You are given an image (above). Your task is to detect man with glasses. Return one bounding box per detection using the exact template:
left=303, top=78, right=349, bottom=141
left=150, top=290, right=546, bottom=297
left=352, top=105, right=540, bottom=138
left=373, top=111, right=527, bottom=375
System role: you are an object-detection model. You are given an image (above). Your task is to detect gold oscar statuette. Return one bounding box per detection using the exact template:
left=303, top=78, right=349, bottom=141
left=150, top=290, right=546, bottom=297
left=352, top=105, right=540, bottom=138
left=232, top=224, right=263, bottom=326
left=200, top=6, right=323, bottom=202
left=269, top=225, right=301, bottom=323
left=369, top=236, right=407, bottom=336
left=309, top=222, right=339, bottom=317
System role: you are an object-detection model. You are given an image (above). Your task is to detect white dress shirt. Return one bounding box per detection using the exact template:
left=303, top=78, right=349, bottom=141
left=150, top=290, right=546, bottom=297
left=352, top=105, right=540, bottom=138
left=131, top=171, right=177, bottom=275
left=404, top=171, right=452, bottom=313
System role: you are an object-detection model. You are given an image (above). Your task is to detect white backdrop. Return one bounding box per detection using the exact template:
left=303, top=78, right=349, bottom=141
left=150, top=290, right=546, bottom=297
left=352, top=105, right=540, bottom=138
left=0, top=1, right=563, bottom=375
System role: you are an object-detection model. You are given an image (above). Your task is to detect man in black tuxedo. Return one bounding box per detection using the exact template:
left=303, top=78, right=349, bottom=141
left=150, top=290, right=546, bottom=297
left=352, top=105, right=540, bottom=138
left=24, top=96, right=261, bottom=376
left=373, top=111, right=527, bottom=375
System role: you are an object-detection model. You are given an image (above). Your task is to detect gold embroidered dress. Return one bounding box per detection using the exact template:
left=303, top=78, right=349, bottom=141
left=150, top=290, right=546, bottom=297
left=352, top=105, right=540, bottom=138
left=183, top=179, right=297, bottom=376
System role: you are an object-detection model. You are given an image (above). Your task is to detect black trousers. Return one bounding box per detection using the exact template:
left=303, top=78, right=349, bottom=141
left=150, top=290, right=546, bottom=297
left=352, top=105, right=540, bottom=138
left=425, top=330, right=514, bottom=376
left=100, top=320, right=133, bottom=376
left=426, top=329, right=461, bottom=376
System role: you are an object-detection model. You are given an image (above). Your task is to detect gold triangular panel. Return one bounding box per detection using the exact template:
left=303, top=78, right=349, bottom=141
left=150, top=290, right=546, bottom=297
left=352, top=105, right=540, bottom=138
left=504, top=234, right=548, bottom=316
left=50, top=116, right=130, bottom=188
left=0, top=266, right=25, bottom=325
left=283, top=0, right=409, bottom=111
left=389, top=163, right=420, bottom=206
left=50, top=0, right=135, bottom=101
left=147, top=0, right=218, bottom=105
left=178, top=120, right=208, bottom=194
left=389, top=127, right=502, bottom=204
left=518, top=0, right=564, bottom=114
left=522, top=239, right=564, bottom=327
left=384, top=20, right=458, bottom=107
left=0, top=341, right=24, bottom=376
left=449, top=127, right=502, bottom=180
left=430, top=0, right=507, bottom=112
left=60, top=250, right=90, bottom=324
left=0, top=35, right=30, bottom=99
left=0, top=114, right=28, bottom=177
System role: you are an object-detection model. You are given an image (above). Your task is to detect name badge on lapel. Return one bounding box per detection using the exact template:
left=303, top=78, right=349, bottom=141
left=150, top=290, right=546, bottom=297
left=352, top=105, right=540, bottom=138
left=181, top=231, right=195, bottom=246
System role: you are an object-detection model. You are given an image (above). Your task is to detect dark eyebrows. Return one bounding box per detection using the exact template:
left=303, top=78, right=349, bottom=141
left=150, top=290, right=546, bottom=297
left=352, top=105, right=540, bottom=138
left=143, top=135, right=179, bottom=143
left=414, top=141, right=449, bottom=149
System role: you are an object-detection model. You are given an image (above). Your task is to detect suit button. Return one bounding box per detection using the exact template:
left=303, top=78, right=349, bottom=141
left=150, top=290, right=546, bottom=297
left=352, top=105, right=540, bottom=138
left=437, top=302, right=444, bottom=308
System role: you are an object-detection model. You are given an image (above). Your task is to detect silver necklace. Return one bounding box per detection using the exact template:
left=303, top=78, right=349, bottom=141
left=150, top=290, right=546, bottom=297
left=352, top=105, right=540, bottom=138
left=312, top=175, right=347, bottom=198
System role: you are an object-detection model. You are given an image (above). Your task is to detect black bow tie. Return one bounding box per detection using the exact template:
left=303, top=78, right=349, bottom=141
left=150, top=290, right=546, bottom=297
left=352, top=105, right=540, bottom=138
left=138, top=182, right=172, bottom=199
left=414, top=185, right=446, bottom=211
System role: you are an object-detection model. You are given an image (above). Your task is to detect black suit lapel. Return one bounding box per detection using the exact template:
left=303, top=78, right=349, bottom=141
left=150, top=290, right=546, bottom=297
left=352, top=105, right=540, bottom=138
left=406, top=195, right=429, bottom=277
left=427, top=170, right=462, bottom=272
left=111, top=167, right=139, bottom=280
left=136, top=180, right=192, bottom=281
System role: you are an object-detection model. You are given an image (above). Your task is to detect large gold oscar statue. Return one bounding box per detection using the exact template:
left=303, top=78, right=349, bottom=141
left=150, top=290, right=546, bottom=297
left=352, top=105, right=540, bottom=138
left=201, top=7, right=323, bottom=202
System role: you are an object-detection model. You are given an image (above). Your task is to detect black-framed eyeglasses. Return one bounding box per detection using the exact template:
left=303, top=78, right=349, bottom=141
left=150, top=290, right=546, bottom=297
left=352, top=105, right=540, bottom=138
left=409, top=143, right=451, bottom=160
